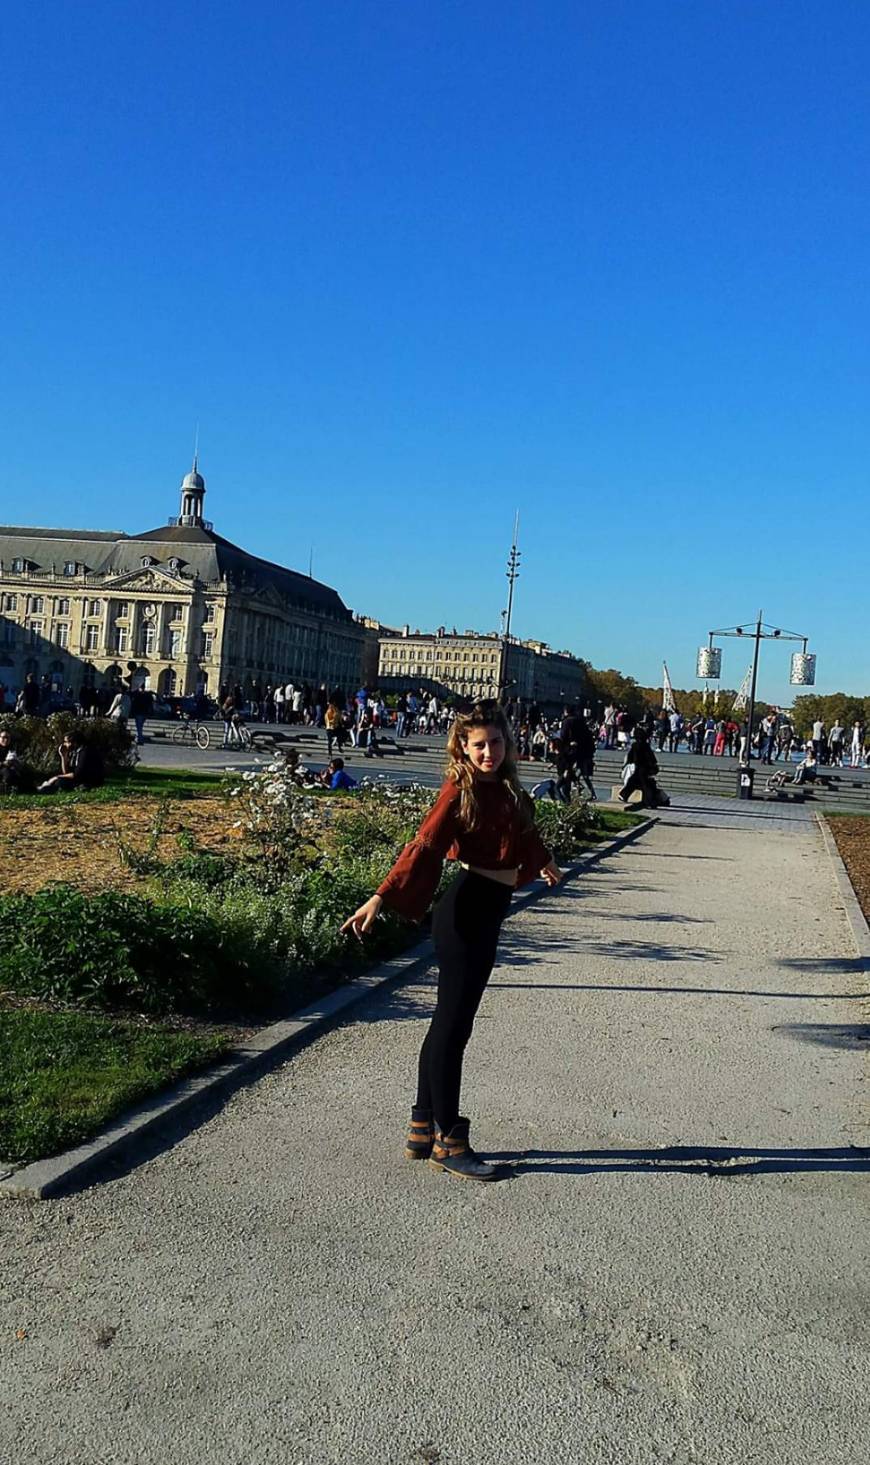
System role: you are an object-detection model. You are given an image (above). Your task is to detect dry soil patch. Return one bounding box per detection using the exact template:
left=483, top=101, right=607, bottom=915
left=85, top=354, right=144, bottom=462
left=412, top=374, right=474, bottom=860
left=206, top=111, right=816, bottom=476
left=0, top=797, right=237, bottom=895
left=827, top=814, right=870, bottom=926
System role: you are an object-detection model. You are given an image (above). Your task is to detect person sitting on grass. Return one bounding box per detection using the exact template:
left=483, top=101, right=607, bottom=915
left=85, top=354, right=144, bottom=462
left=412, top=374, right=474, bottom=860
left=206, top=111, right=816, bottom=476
left=0, top=728, right=22, bottom=793
left=320, top=756, right=357, bottom=791
left=37, top=731, right=105, bottom=794
left=283, top=748, right=317, bottom=787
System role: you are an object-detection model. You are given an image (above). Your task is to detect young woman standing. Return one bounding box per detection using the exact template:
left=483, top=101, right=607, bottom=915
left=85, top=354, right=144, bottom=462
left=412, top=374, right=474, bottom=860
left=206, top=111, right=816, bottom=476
left=341, top=702, right=562, bottom=1182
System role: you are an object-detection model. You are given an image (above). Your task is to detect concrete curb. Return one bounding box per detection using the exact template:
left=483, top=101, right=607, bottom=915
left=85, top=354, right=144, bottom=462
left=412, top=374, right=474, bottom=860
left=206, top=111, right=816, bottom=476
left=815, top=813, right=870, bottom=960
left=0, top=815, right=655, bottom=1201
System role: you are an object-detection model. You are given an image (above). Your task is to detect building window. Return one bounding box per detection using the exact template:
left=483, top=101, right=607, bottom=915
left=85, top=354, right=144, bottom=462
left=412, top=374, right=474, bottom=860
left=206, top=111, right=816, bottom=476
left=140, top=555, right=153, bottom=568
left=139, top=624, right=156, bottom=656
left=201, top=631, right=214, bottom=658
left=115, top=627, right=129, bottom=654
left=11, top=558, right=24, bottom=573
left=168, top=558, right=180, bottom=572
left=55, top=597, right=70, bottom=616
left=56, top=623, right=69, bottom=649
left=28, top=620, right=44, bottom=646
left=168, top=629, right=183, bottom=658
left=203, top=603, right=215, bottom=622
left=63, top=561, right=76, bottom=576
left=85, top=624, right=100, bottom=652
left=29, top=596, right=45, bottom=615
left=3, top=594, right=18, bottom=612
left=87, top=599, right=101, bottom=618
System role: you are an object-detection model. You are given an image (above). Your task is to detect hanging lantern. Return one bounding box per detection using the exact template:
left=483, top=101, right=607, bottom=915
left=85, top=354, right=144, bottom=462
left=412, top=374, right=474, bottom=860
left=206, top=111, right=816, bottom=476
left=696, top=647, right=722, bottom=679
left=790, top=652, right=816, bottom=686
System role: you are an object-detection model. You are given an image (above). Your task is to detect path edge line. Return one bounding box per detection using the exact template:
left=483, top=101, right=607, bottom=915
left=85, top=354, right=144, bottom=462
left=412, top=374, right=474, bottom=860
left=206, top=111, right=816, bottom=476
left=815, top=813, right=870, bottom=960
left=0, top=815, right=655, bottom=1201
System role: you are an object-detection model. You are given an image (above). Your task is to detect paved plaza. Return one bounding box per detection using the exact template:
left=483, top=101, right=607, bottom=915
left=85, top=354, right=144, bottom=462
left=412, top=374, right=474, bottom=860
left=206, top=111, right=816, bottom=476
left=3, top=792, right=868, bottom=1463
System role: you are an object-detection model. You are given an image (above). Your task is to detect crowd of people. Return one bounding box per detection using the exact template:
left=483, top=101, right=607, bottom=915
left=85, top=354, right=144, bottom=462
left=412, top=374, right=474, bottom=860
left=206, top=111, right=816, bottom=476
left=599, top=705, right=868, bottom=769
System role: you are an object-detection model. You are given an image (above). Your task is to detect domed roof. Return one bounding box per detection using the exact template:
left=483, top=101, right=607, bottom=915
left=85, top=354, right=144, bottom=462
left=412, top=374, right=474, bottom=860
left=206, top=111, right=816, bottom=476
left=181, top=464, right=205, bottom=491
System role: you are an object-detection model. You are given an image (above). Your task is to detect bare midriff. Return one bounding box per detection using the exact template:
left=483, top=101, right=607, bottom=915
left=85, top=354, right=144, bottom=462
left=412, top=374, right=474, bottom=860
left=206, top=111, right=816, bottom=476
left=459, top=862, right=518, bottom=888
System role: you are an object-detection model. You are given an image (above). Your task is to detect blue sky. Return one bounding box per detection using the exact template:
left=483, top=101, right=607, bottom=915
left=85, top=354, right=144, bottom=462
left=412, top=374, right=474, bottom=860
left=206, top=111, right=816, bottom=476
left=2, top=1, right=868, bottom=704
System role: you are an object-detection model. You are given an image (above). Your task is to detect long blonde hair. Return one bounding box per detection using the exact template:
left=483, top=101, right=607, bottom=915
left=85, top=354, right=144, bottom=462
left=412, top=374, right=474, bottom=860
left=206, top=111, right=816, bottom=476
left=445, top=701, right=533, bottom=832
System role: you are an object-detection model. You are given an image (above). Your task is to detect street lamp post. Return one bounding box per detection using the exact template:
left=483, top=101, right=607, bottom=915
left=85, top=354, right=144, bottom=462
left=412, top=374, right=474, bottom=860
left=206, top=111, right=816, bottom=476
left=499, top=511, right=521, bottom=701
left=699, top=611, right=815, bottom=773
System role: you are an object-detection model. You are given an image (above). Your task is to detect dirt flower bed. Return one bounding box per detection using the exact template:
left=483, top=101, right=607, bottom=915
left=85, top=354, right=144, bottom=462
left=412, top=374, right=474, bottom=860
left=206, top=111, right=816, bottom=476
left=0, top=796, right=240, bottom=895
left=825, top=815, right=870, bottom=926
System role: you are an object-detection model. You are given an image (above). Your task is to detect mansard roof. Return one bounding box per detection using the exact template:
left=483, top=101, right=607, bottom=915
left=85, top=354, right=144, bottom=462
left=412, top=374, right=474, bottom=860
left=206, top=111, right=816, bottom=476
left=0, top=521, right=351, bottom=618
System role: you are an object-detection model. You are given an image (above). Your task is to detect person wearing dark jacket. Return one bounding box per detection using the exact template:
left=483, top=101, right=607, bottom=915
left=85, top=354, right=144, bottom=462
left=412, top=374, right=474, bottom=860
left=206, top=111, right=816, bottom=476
left=618, top=728, right=667, bottom=807
left=37, top=732, right=105, bottom=793
left=20, top=674, right=40, bottom=716
left=555, top=706, right=597, bottom=801
left=130, top=685, right=154, bottom=745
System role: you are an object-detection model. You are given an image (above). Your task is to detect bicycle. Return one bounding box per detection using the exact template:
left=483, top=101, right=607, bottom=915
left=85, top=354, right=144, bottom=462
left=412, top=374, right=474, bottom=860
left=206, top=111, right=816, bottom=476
left=171, top=716, right=212, bottom=750
left=222, top=713, right=252, bottom=750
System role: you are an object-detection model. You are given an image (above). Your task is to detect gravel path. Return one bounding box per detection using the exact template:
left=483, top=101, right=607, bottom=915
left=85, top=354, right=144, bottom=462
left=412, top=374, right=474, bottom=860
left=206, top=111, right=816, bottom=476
left=2, top=816, right=867, bottom=1464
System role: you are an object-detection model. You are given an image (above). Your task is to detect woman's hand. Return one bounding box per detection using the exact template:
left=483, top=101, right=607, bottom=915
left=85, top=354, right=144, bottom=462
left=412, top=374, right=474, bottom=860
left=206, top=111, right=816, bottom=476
left=340, top=894, right=383, bottom=940
left=540, top=860, right=563, bottom=887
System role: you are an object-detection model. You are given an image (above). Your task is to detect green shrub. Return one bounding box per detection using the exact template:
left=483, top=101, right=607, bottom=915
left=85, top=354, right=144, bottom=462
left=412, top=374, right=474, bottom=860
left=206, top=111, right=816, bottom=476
left=533, top=796, right=600, bottom=862
left=329, top=780, right=437, bottom=862
left=0, top=883, right=280, bottom=1015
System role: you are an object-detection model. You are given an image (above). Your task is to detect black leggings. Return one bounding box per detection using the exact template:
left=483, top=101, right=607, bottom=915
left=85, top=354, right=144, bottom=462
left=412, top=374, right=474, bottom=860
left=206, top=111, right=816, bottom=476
left=415, top=870, right=513, bottom=1132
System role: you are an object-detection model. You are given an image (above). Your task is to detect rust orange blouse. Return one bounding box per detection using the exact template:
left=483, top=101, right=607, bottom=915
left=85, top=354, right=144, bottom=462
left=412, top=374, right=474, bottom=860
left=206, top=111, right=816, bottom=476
left=376, top=777, right=553, bottom=923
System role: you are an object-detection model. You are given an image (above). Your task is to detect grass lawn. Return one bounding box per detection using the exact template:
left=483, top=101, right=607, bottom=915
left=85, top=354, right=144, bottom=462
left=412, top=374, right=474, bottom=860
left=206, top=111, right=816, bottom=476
left=4, top=764, right=224, bottom=809
left=0, top=1004, right=233, bottom=1167
left=589, top=807, right=645, bottom=837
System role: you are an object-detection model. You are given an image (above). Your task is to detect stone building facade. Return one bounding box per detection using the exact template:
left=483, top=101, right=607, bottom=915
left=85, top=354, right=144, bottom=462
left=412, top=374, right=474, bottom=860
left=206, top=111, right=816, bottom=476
left=0, top=463, right=364, bottom=702
left=375, top=626, right=585, bottom=711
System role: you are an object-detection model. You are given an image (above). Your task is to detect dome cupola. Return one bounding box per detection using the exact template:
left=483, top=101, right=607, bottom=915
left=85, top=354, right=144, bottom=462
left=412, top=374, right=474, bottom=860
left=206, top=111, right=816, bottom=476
left=178, top=457, right=206, bottom=526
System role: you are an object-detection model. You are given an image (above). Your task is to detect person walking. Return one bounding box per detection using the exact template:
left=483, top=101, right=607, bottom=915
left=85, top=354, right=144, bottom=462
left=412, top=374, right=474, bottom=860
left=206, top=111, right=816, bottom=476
left=759, top=712, right=777, bottom=764
left=340, top=702, right=561, bottom=1182
left=19, top=673, right=40, bottom=716
left=851, top=722, right=864, bottom=769
left=829, top=721, right=845, bottom=767
left=655, top=710, right=669, bottom=752
left=130, top=684, right=153, bottom=746
left=324, top=701, right=342, bottom=758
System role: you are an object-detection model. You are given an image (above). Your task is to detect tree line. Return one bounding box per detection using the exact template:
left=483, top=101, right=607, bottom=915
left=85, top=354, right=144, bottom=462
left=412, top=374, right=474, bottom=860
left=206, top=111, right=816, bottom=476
left=579, top=663, right=868, bottom=733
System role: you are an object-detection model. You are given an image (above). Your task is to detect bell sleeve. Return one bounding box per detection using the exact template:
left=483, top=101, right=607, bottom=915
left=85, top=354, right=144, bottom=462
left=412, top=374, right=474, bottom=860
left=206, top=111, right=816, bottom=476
left=516, top=816, right=553, bottom=890
left=376, top=782, right=461, bottom=923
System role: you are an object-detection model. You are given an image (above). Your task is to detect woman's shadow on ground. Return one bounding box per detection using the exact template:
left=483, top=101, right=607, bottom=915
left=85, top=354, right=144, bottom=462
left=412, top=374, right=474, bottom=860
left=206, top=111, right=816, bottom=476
left=486, top=1143, right=870, bottom=1178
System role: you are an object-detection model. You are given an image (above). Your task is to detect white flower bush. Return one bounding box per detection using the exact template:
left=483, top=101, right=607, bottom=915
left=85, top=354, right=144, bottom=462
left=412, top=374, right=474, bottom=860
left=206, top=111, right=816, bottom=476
left=223, top=759, right=323, bottom=869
